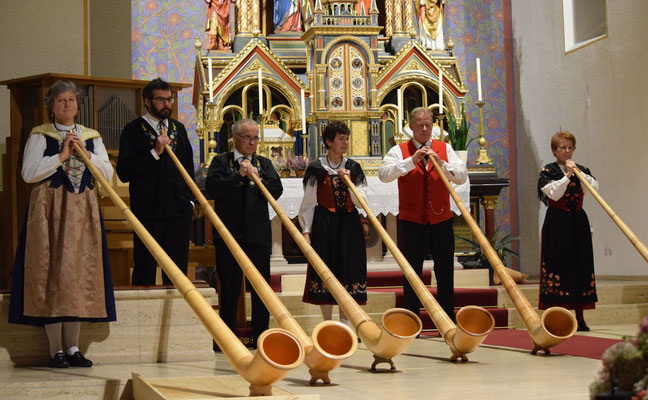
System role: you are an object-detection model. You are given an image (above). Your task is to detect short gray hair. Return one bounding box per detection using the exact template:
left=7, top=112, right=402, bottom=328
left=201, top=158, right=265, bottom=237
left=44, top=80, right=80, bottom=122
left=232, top=118, right=258, bottom=136
left=409, top=106, right=434, bottom=123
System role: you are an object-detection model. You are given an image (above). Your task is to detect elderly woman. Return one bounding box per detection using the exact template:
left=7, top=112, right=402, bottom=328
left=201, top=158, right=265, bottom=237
left=299, top=121, right=368, bottom=326
left=9, top=81, right=116, bottom=367
left=538, top=131, right=598, bottom=332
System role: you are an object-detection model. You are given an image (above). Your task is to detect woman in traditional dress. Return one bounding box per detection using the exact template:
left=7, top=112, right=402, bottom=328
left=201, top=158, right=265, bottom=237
left=538, top=131, right=598, bottom=331
left=299, top=121, right=368, bottom=326
left=9, top=81, right=116, bottom=368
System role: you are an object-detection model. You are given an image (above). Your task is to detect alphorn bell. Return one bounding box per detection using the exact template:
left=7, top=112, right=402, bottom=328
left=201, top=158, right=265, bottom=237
left=340, top=174, right=495, bottom=361
left=249, top=173, right=422, bottom=371
left=426, top=154, right=577, bottom=355
left=164, top=145, right=357, bottom=384
left=573, top=166, right=648, bottom=263
left=72, top=143, right=304, bottom=396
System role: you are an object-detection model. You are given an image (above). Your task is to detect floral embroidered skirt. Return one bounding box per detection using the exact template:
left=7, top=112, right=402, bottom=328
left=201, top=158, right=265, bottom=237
left=539, top=206, right=597, bottom=310
left=303, top=205, right=367, bottom=305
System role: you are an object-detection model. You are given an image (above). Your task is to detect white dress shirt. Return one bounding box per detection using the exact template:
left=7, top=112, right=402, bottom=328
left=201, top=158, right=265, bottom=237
left=378, top=139, right=467, bottom=185
left=142, top=112, right=168, bottom=161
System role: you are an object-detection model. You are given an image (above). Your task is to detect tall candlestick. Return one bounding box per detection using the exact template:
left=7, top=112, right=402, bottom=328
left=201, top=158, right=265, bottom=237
left=397, top=88, right=403, bottom=134
left=258, top=68, right=263, bottom=119
left=438, top=68, right=444, bottom=114
left=476, top=57, right=483, bottom=101
left=208, top=58, right=214, bottom=103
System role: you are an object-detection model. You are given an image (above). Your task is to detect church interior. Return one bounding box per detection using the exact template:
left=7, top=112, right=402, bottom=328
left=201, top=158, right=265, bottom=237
left=1, top=0, right=648, bottom=399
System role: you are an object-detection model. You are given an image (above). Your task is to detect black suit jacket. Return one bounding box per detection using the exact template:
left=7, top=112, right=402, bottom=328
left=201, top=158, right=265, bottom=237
left=205, top=152, right=283, bottom=248
left=116, top=117, right=195, bottom=219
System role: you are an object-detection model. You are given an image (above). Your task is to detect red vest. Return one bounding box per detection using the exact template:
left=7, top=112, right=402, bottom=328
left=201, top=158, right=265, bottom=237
left=397, top=140, right=453, bottom=225
left=317, top=174, right=355, bottom=213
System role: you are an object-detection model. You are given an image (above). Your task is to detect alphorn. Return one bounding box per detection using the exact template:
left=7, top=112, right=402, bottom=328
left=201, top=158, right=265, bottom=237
left=573, top=166, right=648, bottom=263
left=164, top=145, right=357, bottom=384
left=249, top=173, right=422, bottom=371
left=426, top=154, right=577, bottom=355
left=73, top=143, right=304, bottom=396
left=340, top=174, right=494, bottom=361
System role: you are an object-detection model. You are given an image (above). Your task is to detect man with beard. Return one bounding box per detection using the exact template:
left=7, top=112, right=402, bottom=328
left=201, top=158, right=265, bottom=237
left=117, top=78, right=195, bottom=285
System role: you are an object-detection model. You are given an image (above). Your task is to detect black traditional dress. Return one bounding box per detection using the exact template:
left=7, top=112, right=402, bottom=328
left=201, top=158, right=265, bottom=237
left=537, top=162, right=598, bottom=310
left=300, top=158, right=368, bottom=305
left=9, top=124, right=116, bottom=326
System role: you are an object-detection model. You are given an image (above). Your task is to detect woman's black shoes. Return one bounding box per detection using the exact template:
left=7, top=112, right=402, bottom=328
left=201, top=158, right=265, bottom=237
left=577, top=321, right=590, bottom=332
left=49, top=352, right=69, bottom=368
left=66, top=351, right=93, bottom=367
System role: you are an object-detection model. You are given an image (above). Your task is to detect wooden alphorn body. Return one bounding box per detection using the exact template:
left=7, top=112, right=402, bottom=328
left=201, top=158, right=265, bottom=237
left=73, top=143, right=304, bottom=396
left=573, top=166, right=648, bottom=263
left=249, top=173, right=422, bottom=371
left=340, top=174, right=494, bottom=361
left=164, top=145, right=357, bottom=384
left=426, top=154, right=577, bottom=354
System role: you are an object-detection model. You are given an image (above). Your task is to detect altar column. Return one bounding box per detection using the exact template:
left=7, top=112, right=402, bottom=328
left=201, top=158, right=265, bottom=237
left=270, top=216, right=287, bottom=264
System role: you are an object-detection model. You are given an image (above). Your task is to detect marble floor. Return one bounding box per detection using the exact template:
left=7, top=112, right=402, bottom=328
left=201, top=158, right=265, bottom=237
left=0, top=323, right=637, bottom=400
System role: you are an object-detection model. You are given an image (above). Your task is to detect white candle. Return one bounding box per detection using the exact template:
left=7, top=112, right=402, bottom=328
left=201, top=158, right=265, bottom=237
left=397, top=88, right=403, bottom=134
left=476, top=57, right=483, bottom=101
left=207, top=58, right=214, bottom=103
left=438, top=68, right=444, bottom=114
left=258, top=68, right=263, bottom=118
left=300, top=89, right=306, bottom=134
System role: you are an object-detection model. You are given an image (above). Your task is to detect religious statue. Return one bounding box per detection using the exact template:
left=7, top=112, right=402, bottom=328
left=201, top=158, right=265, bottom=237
left=205, top=0, right=232, bottom=50
left=415, top=0, right=445, bottom=50
left=274, top=0, right=302, bottom=32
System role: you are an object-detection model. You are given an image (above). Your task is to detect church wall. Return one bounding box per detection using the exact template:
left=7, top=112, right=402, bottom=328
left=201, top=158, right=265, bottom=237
left=131, top=0, right=204, bottom=166
left=444, top=0, right=517, bottom=259
left=0, top=1, right=85, bottom=189
left=90, top=0, right=132, bottom=79
left=512, top=1, right=648, bottom=276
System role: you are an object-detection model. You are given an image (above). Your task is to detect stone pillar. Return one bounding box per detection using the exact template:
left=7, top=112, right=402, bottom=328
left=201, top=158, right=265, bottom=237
left=270, top=216, right=287, bottom=265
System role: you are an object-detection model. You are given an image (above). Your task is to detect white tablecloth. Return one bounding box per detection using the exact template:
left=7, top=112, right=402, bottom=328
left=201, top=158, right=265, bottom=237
left=270, top=177, right=470, bottom=219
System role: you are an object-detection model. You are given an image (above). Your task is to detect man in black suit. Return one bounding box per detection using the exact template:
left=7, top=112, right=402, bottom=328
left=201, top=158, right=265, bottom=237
left=206, top=119, right=283, bottom=345
left=116, top=78, right=195, bottom=285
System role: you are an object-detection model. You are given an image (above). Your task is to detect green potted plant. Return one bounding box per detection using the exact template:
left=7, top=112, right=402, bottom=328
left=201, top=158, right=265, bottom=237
left=447, top=103, right=474, bottom=164
left=457, top=227, right=526, bottom=284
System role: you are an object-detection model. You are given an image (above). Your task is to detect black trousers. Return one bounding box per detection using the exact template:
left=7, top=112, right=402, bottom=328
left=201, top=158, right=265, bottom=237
left=215, top=242, right=270, bottom=342
left=400, top=218, right=455, bottom=321
left=132, top=214, right=192, bottom=285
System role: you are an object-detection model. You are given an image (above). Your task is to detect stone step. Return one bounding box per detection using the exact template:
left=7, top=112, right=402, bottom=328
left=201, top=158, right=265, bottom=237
left=507, top=303, right=648, bottom=329
left=496, top=281, right=648, bottom=308
left=280, top=268, right=490, bottom=293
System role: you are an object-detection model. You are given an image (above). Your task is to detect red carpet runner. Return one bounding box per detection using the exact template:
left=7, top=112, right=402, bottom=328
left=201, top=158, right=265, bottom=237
left=481, top=329, right=622, bottom=359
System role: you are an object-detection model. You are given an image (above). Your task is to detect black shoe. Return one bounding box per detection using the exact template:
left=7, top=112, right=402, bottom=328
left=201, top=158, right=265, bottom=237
left=577, top=321, right=590, bottom=332
left=66, top=351, right=93, bottom=367
left=50, top=352, right=69, bottom=368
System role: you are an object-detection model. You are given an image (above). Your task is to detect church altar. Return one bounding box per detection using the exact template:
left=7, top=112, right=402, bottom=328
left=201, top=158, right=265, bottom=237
left=271, top=176, right=471, bottom=220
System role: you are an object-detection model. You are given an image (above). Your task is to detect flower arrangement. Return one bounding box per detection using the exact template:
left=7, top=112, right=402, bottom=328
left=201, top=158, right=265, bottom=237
left=271, top=155, right=290, bottom=177
left=287, top=155, right=309, bottom=171
left=590, top=316, right=648, bottom=399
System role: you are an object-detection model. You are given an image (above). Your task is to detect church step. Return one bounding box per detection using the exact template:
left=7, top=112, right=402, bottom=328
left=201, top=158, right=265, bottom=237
left=496, top=281, right=648, bottom=308
left=507, top=302, right=648, bottom=329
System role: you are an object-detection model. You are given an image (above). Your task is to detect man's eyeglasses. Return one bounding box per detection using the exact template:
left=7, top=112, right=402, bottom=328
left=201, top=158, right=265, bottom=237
left=237, top=133, right=260, bottom=143
left=151, top=97, right=175, bottom=104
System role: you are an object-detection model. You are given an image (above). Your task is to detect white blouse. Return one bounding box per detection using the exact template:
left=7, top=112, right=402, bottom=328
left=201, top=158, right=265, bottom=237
left=298, top=156, right=369, bottom=234
left=540, top=164, right=599, bottom=201
left=21, top=124, right=114, bottom=186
